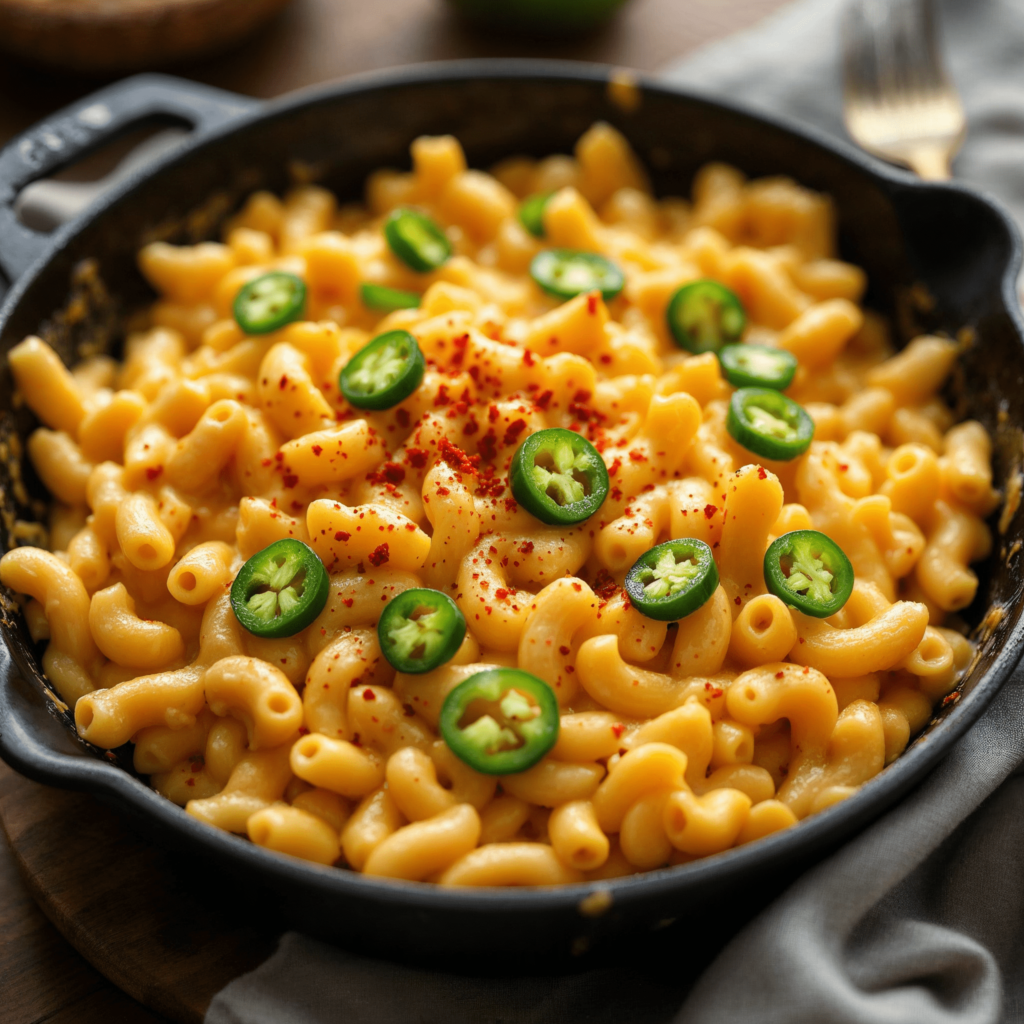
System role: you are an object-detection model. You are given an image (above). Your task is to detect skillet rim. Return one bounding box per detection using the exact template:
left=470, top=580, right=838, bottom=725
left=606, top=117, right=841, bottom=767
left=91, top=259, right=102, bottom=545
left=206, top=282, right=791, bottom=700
left=1, top=58, right=1023, bottom=916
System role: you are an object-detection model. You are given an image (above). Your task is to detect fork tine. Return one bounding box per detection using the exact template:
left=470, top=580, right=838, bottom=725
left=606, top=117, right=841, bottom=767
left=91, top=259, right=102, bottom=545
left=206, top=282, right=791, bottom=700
left=842, top=0, right=964, bottom=179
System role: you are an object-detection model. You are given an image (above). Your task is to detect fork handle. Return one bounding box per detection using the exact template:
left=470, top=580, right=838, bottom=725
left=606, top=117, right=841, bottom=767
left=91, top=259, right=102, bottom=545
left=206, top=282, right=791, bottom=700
left=906, top=144, right=953, bottom=181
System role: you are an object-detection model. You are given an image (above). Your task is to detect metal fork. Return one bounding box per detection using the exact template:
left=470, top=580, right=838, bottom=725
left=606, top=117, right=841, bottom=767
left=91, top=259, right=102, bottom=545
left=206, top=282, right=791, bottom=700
left=842, top=0, right=965, bottom=180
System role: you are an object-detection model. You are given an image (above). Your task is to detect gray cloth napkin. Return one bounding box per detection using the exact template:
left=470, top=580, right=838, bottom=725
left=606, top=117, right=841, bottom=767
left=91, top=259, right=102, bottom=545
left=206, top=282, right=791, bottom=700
left=207, top=2, right=1024, bottom=1021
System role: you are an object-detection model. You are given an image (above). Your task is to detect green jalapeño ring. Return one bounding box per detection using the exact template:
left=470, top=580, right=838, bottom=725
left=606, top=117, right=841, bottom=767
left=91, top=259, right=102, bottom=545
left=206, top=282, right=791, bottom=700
left=378, top=588, right=467, bottom=674
left=624, top=538, right=720, bottom=622
left=666, top=279, right=746, bottom=353
left=439, top=668, right=560, bottom=775
left=718, top=343, right=798, bottom=391
left=518, top=192, right=554, bottom=238
left=509, top=428, right=610, bottom=526
left=360, top=282, right=421, bottom=312
left=530, top=248, right=625, bottom=302
left=384, top=208, right=452, bottom=272
left=763, top=530, right=854, bottom=618
left=726, top=387, right=814, bottom=461
left=233, top=271, right=306, bottom=335
left=339, top=329, right=426, bottom=411
left=230, top=539, right=330, bottom=638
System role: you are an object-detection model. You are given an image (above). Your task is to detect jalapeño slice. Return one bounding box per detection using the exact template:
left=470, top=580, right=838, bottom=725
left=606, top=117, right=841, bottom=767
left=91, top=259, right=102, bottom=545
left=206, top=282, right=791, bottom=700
left=719, top=344, right=798, bottom=391
left=666, top=280, right=746, bottom=353
left=384, top=208, right=452, bottom=272
left=233, top=271, right=306, bottom=335
left=727, top=387, right=814, bottom=461
left=509, top=428, right=609, bottom=526
left=530, top=249, right=625, bottom=302
left=764, top=530, right=854, bottom=618
left=360, top=282, right=421, bottom=312
left=518, top=191, right=554, bottom=238
left=230, top=539, right=329, bottom=638
left=439, top=668, right=559, bottom=775
left=624, top=538, right=719, bottom=622
left=378, top=588, right=467, bottom=674
left=339, top=329, right=425, bottom=410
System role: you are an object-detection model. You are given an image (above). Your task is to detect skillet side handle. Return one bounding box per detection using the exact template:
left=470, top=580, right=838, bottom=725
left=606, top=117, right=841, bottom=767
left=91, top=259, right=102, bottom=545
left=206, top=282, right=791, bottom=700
left=0, top=73, right=259, bottom=287
left=0, top=632, right=103, bottom=790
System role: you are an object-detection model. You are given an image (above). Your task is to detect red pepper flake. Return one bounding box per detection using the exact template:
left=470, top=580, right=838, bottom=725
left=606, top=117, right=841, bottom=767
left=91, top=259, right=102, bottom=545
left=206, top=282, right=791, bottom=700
left=775, top=671, right=784, bottom=679
left=406, top=447, right=428, bottom=469
left=943, top=691, right=962, bottom=706
left=503, top=418, right=528, bottom=446
left=342, top=598, right=354, bottom=607
left=436, top=486, right=451, bottom=497
left=283, top=474, right=299, bottom=488
left=571, top=582, right=582, bottom=592
left=503, top=496, right=518, bottom=513
left=278, top=374, right=289, bottom=390
left=438, top=437, right=480, bottom=475
left=368, top=461, right=407, bottom=486
left=838, top=463, right=849, bottom=472
left=261, top=458, right=273, bottom=467
left=362, top=688, right=376, bottom=700
left=535, top=389, right=554, bottom=411
left=599, top=353, right=613, bottom=365
left=628, top=449, right=647, bottom=463
left=593, top=569, right=618, bottom=602
left=396, top=408, right=411, bottom=428
left=145, top=465, right=164, bottom=481
left=451, top=333, right=470, bottom=367
left=611, top=723, right=625, bottom=738
left=495, top=588, right=509, bottom=600
left=518, top=540, right=534, bottom=555
left=474, top=465, right=506, bottom=499
left=757, top=466, right=767, bottom=480
left=368, top=544, right=390, bottom=567
left=334, top=530, right=351, bottom=542
left=704, top=504, right=718, bottom=519
left=587, top=292, right=599, bottom=315
left=610, top=486, right=623, bottom=502
left=477, top=429, right=498, bottom=462
left=434, top=383, right=452, bottom=407
left=734, top=596, right=742, bottom=606
left=522, top=349, right=537, bottom=367
left=402, top=703, right=416, bottom=717
left=186, top=777, right=195, bottom=787
left=608, top=457, right=622, bottom=477
left=559, top=645, right=571, bottom=656
left=312, top=445, right=323, bottom=456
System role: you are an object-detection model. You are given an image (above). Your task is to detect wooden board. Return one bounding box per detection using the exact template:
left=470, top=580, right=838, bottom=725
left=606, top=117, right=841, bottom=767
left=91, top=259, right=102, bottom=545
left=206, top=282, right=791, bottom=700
left=0, top=763, right=279, bottom=1024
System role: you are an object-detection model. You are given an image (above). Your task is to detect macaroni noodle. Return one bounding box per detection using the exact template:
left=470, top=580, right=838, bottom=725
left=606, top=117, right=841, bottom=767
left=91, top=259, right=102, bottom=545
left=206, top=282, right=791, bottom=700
left=1, top=124, right=993, bottom=885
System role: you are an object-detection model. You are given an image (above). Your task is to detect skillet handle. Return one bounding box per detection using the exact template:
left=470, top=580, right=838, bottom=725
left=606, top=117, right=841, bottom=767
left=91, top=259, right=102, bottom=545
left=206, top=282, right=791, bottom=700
left=0, top=73, right=259, bottom=287
left=0, top=633, right=131, bottom=791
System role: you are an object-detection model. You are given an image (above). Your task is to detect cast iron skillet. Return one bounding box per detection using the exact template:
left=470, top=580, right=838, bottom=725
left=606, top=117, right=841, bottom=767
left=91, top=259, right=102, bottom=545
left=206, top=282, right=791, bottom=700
left=1, top=62, right=1023, bottom=965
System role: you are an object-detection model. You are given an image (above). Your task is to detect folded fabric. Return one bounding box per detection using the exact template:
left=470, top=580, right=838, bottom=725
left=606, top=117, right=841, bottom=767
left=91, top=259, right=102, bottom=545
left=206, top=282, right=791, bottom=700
left=662, top=0, right=1024, bottom=227
left=208, top=2, right=1024, bottom=1020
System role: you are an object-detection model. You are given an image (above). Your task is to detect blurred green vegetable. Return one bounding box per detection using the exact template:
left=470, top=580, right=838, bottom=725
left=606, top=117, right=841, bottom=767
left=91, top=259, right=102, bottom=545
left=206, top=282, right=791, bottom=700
left=445, top=0, right=630, bottom=34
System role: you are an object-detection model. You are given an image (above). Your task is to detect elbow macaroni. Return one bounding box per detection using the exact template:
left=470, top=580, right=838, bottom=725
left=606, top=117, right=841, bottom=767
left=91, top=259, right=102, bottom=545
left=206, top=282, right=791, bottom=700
left=1, top=124, right=993, bottom=883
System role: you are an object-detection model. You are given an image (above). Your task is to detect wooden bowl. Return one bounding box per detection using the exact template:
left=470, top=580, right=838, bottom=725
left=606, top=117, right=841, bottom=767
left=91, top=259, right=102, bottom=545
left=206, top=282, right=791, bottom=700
left=0, top=0, right=296, bottom=74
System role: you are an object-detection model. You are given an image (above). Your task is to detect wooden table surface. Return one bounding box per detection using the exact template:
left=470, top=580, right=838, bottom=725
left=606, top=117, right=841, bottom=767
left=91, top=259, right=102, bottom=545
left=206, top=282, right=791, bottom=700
left=0, top=0, right=789, bottom=1020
